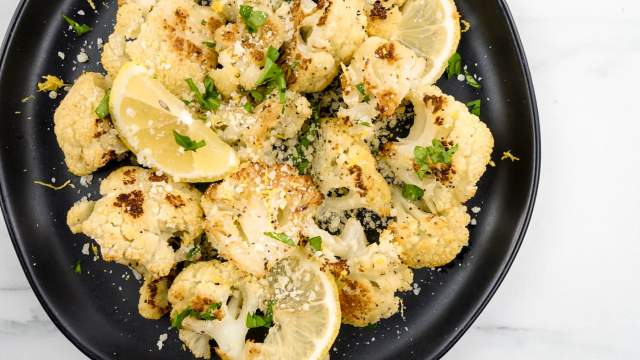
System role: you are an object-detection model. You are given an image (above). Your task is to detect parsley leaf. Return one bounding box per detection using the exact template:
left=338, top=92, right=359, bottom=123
left=466, top=99, right=481, bottom=116
left=414, top=140, right=459, bottom=179
left=185, top=77, right=221, bottom=111
left=95, top=91, right=110, bottom=119
left=173, top=131, right=206, bottom=152
left=202, top=41, right=216, bottom=48
left=356, top=83, right=370, bottom=102
left=73, top=260, right=82, bottom=274
left=171, top=304, right=222, bottom=329
left=63, top=15, right=92, bottom=36
left=464, top=70, right=481, bottom=89
left=401, top=184, right=424, bottom=201
left=243, top=102, right=254, bottom=113
left=186, top=245, right=200, bottom=260
left=264, top=232, right=296, bottom=246
left=256, top=46, right=286, bottom=104
left=308, top=236, right=322, bottom=251
left=239, top=5, right=268, bottom=33
left=246, top=301, right=274, bottom=328
left=446, top=52, right=462, bottom=79
left=291, top=104, right=320, bottom=174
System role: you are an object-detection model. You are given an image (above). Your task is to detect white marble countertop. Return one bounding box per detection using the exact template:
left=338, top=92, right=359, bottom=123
left=1, top=0, right=639, bottom=359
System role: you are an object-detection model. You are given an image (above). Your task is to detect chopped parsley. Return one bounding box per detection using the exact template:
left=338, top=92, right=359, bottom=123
left=246, top=301, right=274, bottom=328
left=464, top=69, right=481, bottom=89
left=256, top=46, right=286, bottom=103
left=73, top=260, right=82, bottom=274
left=291, top=104, right=320, bottom=174
left=414, top=139, right=459, bottom=179
left=95, top=91, right=110, bottom=119
left=356, top=82, right=370, bottom=102
left=446, top=52, right=462, bottom=79
left=171, top=303, right=222, bottom=329
left=308, top=236, right=322, bottom=251
left=402, top=184, right=424, bottom=201
left=185, top=76, right=221, bottom=111
left=239, top=5, right=268, bottom=33
left=243, top=102, right=254, bottom=113
left=186, top=245, right=200, bottom=260
left=264, top=232, right=295, bottom=246
left=63, top=15, right=92, bottom=36
left=202, top=41, right=216, bottom=48
left=466, top=99, right=481, bottom=116
left=173, top=131, right=206, bottom=152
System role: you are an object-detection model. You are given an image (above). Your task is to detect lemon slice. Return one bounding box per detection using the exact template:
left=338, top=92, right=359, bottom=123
left=261, top=253, right=341, bottom=360
left=392, top=0, right=461, bottom=84
left=109, top=62, right=239, bottom=182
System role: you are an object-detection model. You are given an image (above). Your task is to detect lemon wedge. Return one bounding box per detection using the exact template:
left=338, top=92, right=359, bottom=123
left=386, top=0, right=461, bottom=84
left=261, top=253, right=341, bottom=360
left=109, top=63, right=239, bottom=182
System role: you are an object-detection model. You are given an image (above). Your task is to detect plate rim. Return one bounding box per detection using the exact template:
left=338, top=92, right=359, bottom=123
left=0, top=0, right=541, bottom=359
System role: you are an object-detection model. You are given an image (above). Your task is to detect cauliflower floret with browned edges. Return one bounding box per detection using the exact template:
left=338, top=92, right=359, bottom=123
left=338, top=36, right=426, bottom=122
left=101, top=0, right=157, bottom=79
left=280, top=0, right=367, bottom=92
left=312, top=118, right=391, bottom=219
left=168, top=261, right=264, bottom=360
left=66, top=166, right=204, bottom=279
left=105, top=0, right=223, bottom=97
left=54, top=73, right=127, bottom=176
left=138, top=276, right=171, bottom=319
left=210, top=6, right=289, bottom=95
left=385, top=186, right=470, bottom=268
left=327, top=231, right=412, bottom=326
left=213, top=90, right=311, bottom=162
left=364, top=0, right=405, bottom=38
left=201, top=162, right=323, bottom=276
left=381, top=84, right=494, bottom=214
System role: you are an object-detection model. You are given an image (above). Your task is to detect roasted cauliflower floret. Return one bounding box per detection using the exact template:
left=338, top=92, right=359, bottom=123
left=213, top=90, right=311, bottom=162
left=101, top=0, right=157, bottom=78
left=211, top=7, right=289, bottom=95
left=328, top=231, right=412, bottom=326
left=339, top=36, right=426, bottom=121
left=312, top=118, right=391, bottom=218
left=67, top=166, right=204, bottom=279
left=110, top=0, right=222, bottom=96
left=168, top=261, right=264, bottom=360
left=386, top=186, right=469, bottom=268
left=381, top=85, right=494, bottom=213
left=201, top=162, right=323, bottom=276
left=281, top=0, right=367, bottom=92
left=364, top=0, right=404, bottom=38
left=54, top=73, right=127, bottom=176
left=138, top=276, right=171, bottom=319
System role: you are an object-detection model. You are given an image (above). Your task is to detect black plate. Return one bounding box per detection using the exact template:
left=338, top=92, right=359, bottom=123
left=0, top=0, right=540, bottom=359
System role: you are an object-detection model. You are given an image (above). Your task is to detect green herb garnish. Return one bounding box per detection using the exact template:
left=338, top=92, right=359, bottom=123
left=239, top=5, right=268, bottom=33
left=95, top=91, right=110, bottom=119
left=185, top=77, right=221, bottom=111
left=414, top=139, right=459, bottom=179
left=466, top=99, right=481, bottom=116
left=172, top=303, right=222, bottom=329
left=256, top=46, right=286, bottom=104
left=243, top=102, right=254, bottom=113
left=264, top=232, right=295, bottom=246
left=356, top=83, right=370, bottom=102
left=73, top=260, right=82, bottom=274
left=401, top=184, right=424, bottom=201
left=291, top=103, right=320, bottom=174
left=186, top=245, right=200, bottom=260
left=308, top=236, right=322, bottom=251
left=202, top=41, right=216, bottom=48
left=246, top=301, right=274, bottom=328
left=173, top=131, right=206, bottom=152
left=446, top=52, right=462, bottom=79
left=464, top=70, right=481, bottom=89
left=63, top=15, right=92, bottom=36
